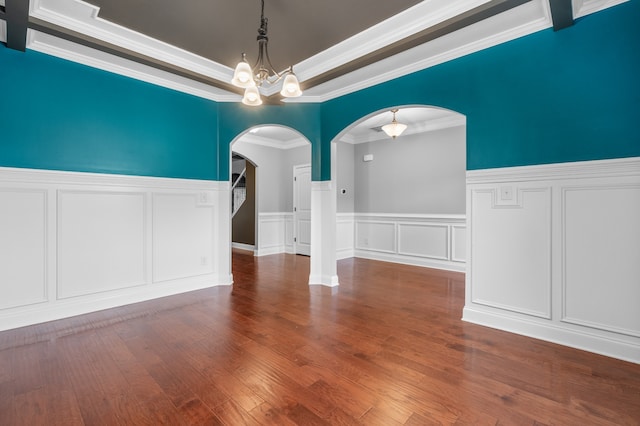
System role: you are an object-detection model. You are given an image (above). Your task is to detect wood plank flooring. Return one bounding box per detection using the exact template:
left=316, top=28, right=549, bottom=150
left=1, top=251, right=639, bottom=425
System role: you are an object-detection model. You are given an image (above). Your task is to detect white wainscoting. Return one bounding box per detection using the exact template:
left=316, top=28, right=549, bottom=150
left=0, top=167, right=232, bottom=331
left=257, top=212, right=466, bottom=274
left=464, top=157, right=640, bottom=363
left=256, top=212, right=294, bottom=256
left=337, top=213, right=355, bottom=260
left=351, top=213, right=466, bottom=272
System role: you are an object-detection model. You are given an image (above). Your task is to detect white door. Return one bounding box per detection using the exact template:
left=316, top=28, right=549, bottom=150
left=293, top=165, right=311, bottom=256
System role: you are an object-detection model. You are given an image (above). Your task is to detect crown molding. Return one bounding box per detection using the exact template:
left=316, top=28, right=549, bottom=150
left=297, top=0, right=553, bottom=103
left=19, top=0, right=627, bottom=104
left=572, top=0, right=628, bottom=18
left=261, top=0, right=491, bottom=97
left=29, top=0, right=233, bottom=82
left=26, top=30, right=240, bottom=102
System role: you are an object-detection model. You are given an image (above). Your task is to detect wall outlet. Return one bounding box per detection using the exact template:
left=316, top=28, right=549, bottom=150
left=200, top=256, right=208, bottom=266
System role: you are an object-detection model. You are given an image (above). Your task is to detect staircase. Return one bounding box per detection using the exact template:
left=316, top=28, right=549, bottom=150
left=232, top=168, right=247, bottom=217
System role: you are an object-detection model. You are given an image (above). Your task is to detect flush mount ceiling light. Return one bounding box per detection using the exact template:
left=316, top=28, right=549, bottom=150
left=381, top=109, right=408, bottom=139
left=231, top=0, right=302, bottom=106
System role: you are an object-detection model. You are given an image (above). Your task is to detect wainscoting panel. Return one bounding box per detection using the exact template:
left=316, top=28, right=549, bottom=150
left=451, top=225, right=466, bottom=262
left=336, top=213, right=355, bottom=260
left=398, top=223, right=449, bottom=260
left=255, top=212, right=466, bottom=272
left=353, top=214, right=466, bottom=272
left=0, top=188, right=48, bottom=309
left=152, top=193, right=214, bottom=283
left=464, top=157, right=640, bottom=363
left=284, top=215, right=294, bottom=254
left=355, top=221, right=396, bottom=253
left=257, top=213, right=290, bottom=256
left=57, top=190, right=147, bottom=299
left=562, top=184, right=640, bottom=337
left=470, top=187, right=552, bottom=319
left=0, top=167, right=230, bottom=331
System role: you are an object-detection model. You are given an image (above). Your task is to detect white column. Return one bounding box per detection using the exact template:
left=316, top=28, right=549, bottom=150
left=309, top=180, right=339, bottom=286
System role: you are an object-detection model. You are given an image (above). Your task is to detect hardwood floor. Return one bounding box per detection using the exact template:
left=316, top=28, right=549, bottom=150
left=1, top=251, right=639, bottom=425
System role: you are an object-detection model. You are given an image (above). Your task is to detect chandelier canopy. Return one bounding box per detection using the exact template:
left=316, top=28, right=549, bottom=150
left=231, top=0, right=302, bottom=106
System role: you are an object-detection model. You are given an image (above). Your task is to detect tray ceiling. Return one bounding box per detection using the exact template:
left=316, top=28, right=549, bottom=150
left=0, top=0, right=627, bottom=104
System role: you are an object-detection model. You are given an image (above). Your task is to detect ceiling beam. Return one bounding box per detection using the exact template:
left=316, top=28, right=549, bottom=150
left=549, top=0, right=574, bottom=31
left=286, top=0, right=531, bottom=99
left=5, top=0, right=30, bottom=51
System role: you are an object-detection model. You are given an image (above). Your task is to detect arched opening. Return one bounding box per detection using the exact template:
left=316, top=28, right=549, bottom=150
left=230, top=125, right=312, bottom=261
left=331, top=105, right=467, bottom=274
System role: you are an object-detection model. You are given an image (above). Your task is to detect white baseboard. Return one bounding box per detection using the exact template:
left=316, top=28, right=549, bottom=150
left=463, top=306, right=640, bottom=364
left=0, top=274, right=231, bottom=332
left=232, top=242, right=255, bottom=253
left=354, top=249, right=466, bottom=273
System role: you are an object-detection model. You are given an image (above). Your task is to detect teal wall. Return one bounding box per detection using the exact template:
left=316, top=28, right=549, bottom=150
left=321, top=0, right=640, bottom=171
left=0, top=46, right=219, bottom=180
left=0, top=1, right=638, bottom=181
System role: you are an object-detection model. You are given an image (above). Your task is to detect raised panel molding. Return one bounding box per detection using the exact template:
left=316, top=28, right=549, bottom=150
left=152, top=193, right=215, bottom=283
left=397, top=223, right=449, bottom=260
left=57, top=190, right=147, bottom=299
left=465, top=157, right=640, bottom=364
left=451, top=225, right=466, bottom=262
left=355, top=221, right=396, bottom=253
left=0, top=188, right=48, bottom=309
left=470, top=187, right=552, bottom=319
left=257, top=213, right=292, bottom=256
left=353, top=213, right=466, bottom=272
left=0, top=167, right=230, bottom=332
left=561, top=184, right=640, bottom=338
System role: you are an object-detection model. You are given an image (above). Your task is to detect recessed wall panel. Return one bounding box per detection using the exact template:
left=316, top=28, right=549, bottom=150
left=153, top=193, right=214, bottom=283
left=563, top=186, right=640, bottom=336
left=452, top=225, right=466, bottom=262
left=57, top=191, right=146, bottom=299
left=356, top=221, right=395, bottom=253
left=471, top=188, right=551, bottom=318
left=0, top=189, right=47, bottom=309
left=398, top=223, right=448, bottom=259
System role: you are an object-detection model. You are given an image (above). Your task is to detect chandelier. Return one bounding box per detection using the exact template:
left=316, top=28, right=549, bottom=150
left=231, top=0, right=302, bottom=106
left=382, top=109, right=408, bottom=139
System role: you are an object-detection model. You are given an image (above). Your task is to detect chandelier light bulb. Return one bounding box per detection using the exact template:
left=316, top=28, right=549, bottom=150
left=231, top=57, right=255, bottom=88
left=280, top=73, right=302, bottom=98
left=242, top=86, right=263, bottom=106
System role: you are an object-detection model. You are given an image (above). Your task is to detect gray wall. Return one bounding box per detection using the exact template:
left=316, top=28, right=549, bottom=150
left=351, top=125, right=466, bottom=214
left=232, top=140, right=311, bottom=213
left=336, top=142, right=355, bottom=213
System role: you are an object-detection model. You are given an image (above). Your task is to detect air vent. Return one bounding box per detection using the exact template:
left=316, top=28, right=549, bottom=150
left=370, top=126, right=384, bottom=133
